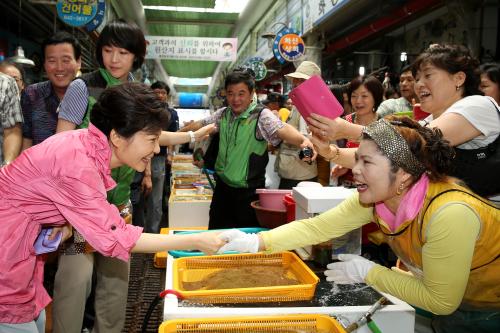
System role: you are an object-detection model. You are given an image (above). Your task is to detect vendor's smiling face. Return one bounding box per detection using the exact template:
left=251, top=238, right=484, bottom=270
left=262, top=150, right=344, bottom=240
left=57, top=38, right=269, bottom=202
left=111, top=129, right=161, bottom=171
left=352, top=140, right=401, bottom=204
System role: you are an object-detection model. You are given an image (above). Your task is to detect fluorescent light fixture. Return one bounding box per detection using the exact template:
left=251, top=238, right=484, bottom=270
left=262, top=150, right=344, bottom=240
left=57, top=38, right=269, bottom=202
left=144, top=0, right=249, bottom=13
left=358, top=66, right=365, bottom=76
left=171, top=77, right=212, bottom=86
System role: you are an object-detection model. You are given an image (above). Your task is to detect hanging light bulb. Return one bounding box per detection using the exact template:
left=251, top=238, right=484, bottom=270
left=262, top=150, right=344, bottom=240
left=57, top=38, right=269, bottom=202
left=8, top=0, right=34, bottom=67
left=8, top=46, right=35, bottom=67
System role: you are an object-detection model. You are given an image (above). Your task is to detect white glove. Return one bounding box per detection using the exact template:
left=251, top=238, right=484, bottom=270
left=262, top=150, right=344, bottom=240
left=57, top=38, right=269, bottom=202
left=217, top=229, right=260, bottom=254
left=324, top=254, right=376, bottom=284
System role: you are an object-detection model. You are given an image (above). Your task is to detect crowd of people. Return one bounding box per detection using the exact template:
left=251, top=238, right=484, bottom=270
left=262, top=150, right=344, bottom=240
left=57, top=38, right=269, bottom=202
left=0, top=17, right=499, bottom=333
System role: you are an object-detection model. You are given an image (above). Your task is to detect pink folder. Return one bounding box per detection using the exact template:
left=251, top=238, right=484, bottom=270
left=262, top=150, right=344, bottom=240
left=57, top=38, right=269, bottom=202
left=289, top=75, right=344, bottom=122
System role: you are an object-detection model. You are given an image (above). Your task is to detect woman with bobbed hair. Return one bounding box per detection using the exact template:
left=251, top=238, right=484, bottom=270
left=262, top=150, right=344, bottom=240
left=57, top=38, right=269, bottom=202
left=306, top=44, right=500, bottom=198
left=0, top=83, right=219, bottom=332
left=220, top=116, right=500, bottom=333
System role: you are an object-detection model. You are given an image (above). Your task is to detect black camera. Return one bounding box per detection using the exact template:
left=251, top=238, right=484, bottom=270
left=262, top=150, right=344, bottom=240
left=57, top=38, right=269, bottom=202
left=298, top=147, right=313, bottom=165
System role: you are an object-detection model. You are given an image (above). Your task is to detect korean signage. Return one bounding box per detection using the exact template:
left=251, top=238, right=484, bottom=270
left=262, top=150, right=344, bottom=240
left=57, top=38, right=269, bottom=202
left=56, top=0, right=105, bottom=31
left=245, top=57, right=267, bottom=81
left=272, top=28, right=305, bottom=64
left=303, top=0, right=347, bottom=34
left=145, top=36, right=237, bottom=62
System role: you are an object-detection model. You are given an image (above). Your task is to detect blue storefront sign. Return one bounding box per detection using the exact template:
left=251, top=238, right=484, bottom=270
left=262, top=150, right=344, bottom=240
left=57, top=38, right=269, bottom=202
left=57, top=0, right=105, bottom=31
left=272, top=28, right=305, bottom=64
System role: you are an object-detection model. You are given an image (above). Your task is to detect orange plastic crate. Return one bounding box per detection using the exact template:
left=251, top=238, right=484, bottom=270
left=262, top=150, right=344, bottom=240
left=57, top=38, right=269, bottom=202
left=159, top=314, right=346, bottom=333
left=172, top=252, right=319, bottom=303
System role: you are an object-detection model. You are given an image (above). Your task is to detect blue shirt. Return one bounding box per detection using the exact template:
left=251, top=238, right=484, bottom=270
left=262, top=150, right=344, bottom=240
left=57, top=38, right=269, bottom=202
left=21, top=81, right=86, bottom=145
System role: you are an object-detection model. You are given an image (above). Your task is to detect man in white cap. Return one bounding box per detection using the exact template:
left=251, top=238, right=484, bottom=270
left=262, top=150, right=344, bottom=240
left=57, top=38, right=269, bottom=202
left=276, top=61, right=321, bottom=189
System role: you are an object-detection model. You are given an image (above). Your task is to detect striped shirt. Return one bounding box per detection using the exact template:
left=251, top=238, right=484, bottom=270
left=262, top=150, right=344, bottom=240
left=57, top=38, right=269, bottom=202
left=57, top=72, right=135, bottom=123
left=21, top=81, right=87, bottom=145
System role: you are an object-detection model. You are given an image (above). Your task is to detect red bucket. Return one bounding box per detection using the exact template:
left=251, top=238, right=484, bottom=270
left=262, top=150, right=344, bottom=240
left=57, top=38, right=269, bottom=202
left=283, top=194, right=296, bottom=222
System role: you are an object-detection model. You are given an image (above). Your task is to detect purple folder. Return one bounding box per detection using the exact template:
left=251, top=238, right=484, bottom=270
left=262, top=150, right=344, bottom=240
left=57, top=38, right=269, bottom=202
left=34, top=228, right=62, bottom=255
left=289, top=75, right=344, bottom=123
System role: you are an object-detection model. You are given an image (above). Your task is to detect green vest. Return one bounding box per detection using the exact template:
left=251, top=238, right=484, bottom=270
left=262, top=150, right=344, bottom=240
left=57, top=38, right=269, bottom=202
left=76, top=68, right=134, bottom=206
left=215, top=105, right=268, bottom=188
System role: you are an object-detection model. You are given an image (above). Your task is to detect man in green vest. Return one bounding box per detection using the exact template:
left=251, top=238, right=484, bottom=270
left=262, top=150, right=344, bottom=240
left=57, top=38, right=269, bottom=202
left=183, top=68, right=316, bottom=229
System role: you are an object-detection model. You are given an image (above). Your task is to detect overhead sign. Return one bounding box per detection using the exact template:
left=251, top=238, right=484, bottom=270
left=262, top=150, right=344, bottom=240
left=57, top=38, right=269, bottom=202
left=272, top=28, right=305, bottom=64
left=303, top=0, right=348, bottom=34
left=145, top=36, right=237, bottom=62
left=245, top=57, right=267, bottom=81
left=56, top=0, right=105, bottom=31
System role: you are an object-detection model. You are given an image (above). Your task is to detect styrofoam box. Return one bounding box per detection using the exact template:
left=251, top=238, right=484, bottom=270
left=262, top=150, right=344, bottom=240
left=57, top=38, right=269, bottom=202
left=293, top=186, right=355, bottom=214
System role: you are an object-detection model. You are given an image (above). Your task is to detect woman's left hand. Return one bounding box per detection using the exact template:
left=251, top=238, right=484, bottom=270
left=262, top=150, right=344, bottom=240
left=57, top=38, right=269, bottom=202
left=307, top=113, right=351, bottom=141
left=49, top=224, right=73, bottom=243
left=310, top=134, right=334, bottom=159
left=194, top=124, right=216, bottom=142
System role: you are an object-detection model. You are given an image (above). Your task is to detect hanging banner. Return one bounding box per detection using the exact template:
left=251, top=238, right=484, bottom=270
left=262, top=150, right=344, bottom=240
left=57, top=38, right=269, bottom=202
left=145, top=36, right=237, bottom=62
left=56, top=0, right=99, bottom=28
left=272, top=28, right=305, bottom=64
left=245, top=57, right=267, bottom=81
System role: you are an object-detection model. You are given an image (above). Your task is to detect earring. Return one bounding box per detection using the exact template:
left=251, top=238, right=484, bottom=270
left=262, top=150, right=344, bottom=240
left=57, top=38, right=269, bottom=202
left=456, top=85, right=461, bottom=91
left=396, top=182, right=405, bottom=195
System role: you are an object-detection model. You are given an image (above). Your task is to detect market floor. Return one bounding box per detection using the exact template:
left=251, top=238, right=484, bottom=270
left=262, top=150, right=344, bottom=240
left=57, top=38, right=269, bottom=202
left=44, top=253, right=166, bottom=333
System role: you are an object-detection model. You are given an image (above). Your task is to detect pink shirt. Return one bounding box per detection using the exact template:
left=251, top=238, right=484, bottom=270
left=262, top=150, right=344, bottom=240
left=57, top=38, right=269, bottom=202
left=0, top=124, right=143, bottom=324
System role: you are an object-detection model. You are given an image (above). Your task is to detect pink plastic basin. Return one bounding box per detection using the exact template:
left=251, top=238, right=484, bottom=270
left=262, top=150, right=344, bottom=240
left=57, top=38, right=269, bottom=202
left=255, top=189, right=292, bottom=211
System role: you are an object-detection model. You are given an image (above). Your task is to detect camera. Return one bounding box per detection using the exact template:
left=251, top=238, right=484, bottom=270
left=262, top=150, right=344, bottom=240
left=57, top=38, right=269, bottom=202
left=298, top=147, right=313, bottom=165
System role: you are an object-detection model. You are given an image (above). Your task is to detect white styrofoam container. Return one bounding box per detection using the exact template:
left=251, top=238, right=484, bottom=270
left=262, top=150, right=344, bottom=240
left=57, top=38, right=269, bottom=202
left=293, top=186, right=355, bottom=214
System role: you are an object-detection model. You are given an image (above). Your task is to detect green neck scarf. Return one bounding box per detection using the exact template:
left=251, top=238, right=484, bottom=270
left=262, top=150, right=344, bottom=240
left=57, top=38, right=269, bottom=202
left=99, top=67, right=124, bottom=87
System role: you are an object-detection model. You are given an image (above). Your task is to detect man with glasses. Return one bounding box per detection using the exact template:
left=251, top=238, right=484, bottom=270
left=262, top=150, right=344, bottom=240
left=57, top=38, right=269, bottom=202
left=0, top=61, right=24, bottom=94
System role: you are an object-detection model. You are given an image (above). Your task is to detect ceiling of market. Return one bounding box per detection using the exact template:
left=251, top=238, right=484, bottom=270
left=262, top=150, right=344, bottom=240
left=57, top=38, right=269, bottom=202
left=113, top=0, right=265, bottom=95
left=0, top=0, right=269, bottom=96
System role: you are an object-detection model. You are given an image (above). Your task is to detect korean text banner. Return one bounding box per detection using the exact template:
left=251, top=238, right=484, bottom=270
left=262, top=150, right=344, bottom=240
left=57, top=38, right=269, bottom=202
left=146, top=36, right=237, bottom=62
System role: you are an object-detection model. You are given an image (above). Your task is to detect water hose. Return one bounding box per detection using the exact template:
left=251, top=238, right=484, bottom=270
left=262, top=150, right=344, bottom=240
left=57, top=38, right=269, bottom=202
left=344, top=296, right=388, bottom=332
left=367, top=319, right=383, bottom=333
left=141, top=289, right=183, bottom=333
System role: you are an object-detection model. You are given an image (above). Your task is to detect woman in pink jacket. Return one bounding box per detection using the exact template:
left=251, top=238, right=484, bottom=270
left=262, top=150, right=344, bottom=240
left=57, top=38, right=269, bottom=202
left=0, top=82, right=222, bottom=332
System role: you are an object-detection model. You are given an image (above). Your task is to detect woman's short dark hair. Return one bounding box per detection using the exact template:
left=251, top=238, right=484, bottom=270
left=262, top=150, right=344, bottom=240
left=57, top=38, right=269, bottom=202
left=42, top=31, right=82, bottom=60
left=91, top=82, right=169, bottom=139
left=348, top=76, right=384, bottom=111
left=95, top=19, right=146, bottom=71
left=480, top=62, right=500, bottom=85
left=224, top=67, right=255, bottom=91
left=412, top=44, right=482, bottom=97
